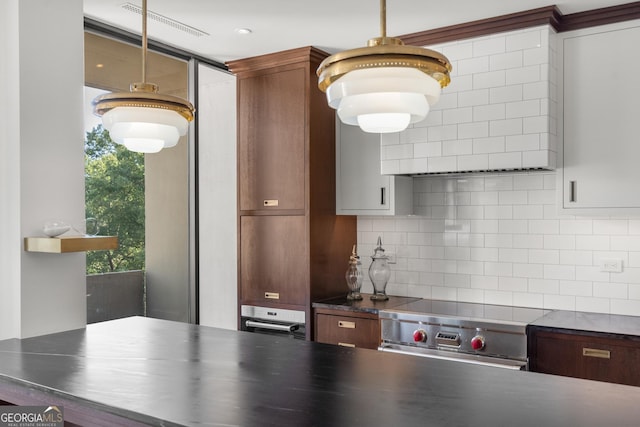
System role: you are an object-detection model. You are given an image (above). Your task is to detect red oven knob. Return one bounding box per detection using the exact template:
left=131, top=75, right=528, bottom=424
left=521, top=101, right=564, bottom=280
left=471, top=335, right=485, bottom=351
left=413, top=329, right=427, bottom=343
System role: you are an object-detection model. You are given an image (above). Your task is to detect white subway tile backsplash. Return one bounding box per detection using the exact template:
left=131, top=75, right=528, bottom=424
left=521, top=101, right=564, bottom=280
left=457, top=56, right=490, bottom=75
left=490, top=51, right=523, bottom=71
left=610, top=299, right=640, bottom=316
left=356, top=26, right=640, bottom=316
left=506, top=134, right=540, bottom=152
left=524, top=46, right=549, bottom=66
left=544, top=264, right=575, bottom=280
left=443, top=139, right=473, bottom=157
left=523, top=81, right=549, bottom=100
left=594, top=282, right=628, bottom=299
left=611, top=236, right=640, bottom=251
left=499, top=248, right=528, bottom=263
left=559, top=280, right=592, bottom=297
left=474, top=70, right=506, bottom=89
left=490, top=119, right=523, bottom=137
left=529, top=249, right=560, bottom=264
left=576, top=235, right=610, bottom=251
left=559, top=250, right=592, bottom=266
left=485, top=290, right=513, bottom=306
left=576, top=297, right=610, bottom=313
left=528, top=278, right=559, bottom=294
left=490, top=85, right=523, bottom=104
left=506, top=65, right=541, bottom=85
left=593, top=220, right=629, bottom=235
left=506, top=29, right=542, bottom=51
left=506, top=100, right=541, bottom=119
left=513, top=234, right=543, bottom=248
left=458, top=154, right=489, bottom=171
left=473, top=136, right=505, bottom=154
left=473, top=36, right=506, bottom=56
left=513, top=205, right=543, bottom=219
left=527, top=189, right=555, bottom=205
left=514, top=292, right=544, bottom=308
left=543, top=294, right=576, bottom=311
left=499, top=276, right=528, bottom=292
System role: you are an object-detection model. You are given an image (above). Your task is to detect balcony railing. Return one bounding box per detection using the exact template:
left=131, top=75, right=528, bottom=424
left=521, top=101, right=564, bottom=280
left=87, top=270, right=145, bottom=324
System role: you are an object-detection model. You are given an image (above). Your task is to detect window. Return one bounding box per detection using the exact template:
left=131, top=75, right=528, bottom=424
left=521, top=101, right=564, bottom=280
left=84, top=31, right=193, bottom=323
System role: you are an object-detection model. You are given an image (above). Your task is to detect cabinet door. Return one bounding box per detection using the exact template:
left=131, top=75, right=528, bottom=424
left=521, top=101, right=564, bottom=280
left=240, top=215, right=308, bottom=307
left=238, top=68, right=306, bottom=212
left=336, top=120, right=413, bottom=215
left=315, top=313, right=380, bottom=349
left=560, top=23, right=640, bottom=213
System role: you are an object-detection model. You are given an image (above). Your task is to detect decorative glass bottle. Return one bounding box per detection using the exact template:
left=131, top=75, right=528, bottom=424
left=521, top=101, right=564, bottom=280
left=369, top=236, right=390, bottom=301
left=345, top=244, right=363, bottom=300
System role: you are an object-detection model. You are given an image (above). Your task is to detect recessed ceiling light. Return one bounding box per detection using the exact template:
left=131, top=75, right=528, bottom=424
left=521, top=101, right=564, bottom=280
left=96, top=63, right=104, bottom=68
left=234, top=28, right=252, bottom=35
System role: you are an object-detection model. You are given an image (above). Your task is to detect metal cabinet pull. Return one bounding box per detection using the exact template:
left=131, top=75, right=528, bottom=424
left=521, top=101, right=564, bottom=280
left=264, top=292, right=280, bottom=300
left=338, top=342, right=356, bottom=347
left=263, top=199, right=279, bottom=207
left=380, top=187, right=386, bottom=205
left=338, top=320, right=356, bottom=329
left=583, top=348, right=610, bottom=359
left=569, top=181, right=577, bottom=203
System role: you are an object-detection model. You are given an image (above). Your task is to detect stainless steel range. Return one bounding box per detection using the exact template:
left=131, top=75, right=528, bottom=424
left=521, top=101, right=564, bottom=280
left=379, top=300, right=547, bottom=370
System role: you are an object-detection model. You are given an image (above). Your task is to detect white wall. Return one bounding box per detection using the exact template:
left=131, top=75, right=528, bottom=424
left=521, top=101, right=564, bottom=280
left=198, top=64, right=238, bottom=330
left=358, top=171, right=640, bottom=316
left=0, top=0, right=86, bottom=339
left=0, top=0, right=22, bottom=339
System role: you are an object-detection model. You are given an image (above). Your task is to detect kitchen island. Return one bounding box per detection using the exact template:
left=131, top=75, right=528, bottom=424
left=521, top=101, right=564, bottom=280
left=0, top=317, right=639, bottom=426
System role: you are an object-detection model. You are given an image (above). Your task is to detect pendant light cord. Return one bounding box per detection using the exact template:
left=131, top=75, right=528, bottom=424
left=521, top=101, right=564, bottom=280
left=380, top=0, right=386, bottom=38
left=141, top=0, right=148, bottom=84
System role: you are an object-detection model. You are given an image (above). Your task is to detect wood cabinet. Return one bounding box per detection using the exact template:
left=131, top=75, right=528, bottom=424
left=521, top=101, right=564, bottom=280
left=528, top=326, right=640, bottom=387
left=314, top=308, right=380, bottom=349
left=336, top=119, right=413, bottom=216
left=558, top=21, right=640, bottom=214
left=228, top=47, right=357, bottom=339
left=237, top=67, right=305, bottom=212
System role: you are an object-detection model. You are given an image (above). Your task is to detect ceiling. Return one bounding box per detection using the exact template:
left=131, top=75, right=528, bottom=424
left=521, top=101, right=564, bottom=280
left=83, top=0, right=634, bottom=64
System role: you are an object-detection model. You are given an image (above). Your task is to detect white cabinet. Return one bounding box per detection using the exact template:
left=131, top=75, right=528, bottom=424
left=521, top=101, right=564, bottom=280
left=336, top=120, right=413, bottom=216
left=559, top=21, right=640, bottom=215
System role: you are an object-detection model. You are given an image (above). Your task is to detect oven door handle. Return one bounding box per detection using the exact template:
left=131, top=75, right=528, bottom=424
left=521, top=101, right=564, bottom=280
left=245, top=320, right=298, bottom=332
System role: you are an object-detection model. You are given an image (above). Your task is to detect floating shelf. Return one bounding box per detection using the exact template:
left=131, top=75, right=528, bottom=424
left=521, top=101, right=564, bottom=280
left=24, top=235, right=118, bottom=253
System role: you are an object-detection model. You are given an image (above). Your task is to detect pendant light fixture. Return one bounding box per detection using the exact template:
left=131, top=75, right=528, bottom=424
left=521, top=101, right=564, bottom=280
left=317, top=0, right=452, bottom=134
left=92, top=0, right=195, bottom=153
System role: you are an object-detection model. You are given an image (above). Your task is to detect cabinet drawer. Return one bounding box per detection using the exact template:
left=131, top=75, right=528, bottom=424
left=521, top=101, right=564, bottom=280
left=315, top=314, right=380, bottom=349
left=532, top=332, right=640, bottom=387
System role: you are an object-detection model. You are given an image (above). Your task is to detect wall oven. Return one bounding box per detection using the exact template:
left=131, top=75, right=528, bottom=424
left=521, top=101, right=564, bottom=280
left=240, top=305, right=306, bottom=339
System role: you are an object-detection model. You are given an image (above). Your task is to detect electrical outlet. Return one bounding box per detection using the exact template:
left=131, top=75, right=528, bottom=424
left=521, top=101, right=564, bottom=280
left=387, top=252, right=396, bottom=264
left=600, top=258, right=623, bottom=273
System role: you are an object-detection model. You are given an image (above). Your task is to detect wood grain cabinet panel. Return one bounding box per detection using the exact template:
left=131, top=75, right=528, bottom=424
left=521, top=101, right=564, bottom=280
left=237, top=67, right=305, bottom=212
left=315, top=310, right=380, bottom=350
left=240, top=215, right=307, bottom=306
left=528, top=328, right=640, bottom=387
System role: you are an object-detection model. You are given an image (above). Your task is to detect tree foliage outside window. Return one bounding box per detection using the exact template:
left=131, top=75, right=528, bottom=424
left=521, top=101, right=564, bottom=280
left=85, top=125, right=145, bottom=274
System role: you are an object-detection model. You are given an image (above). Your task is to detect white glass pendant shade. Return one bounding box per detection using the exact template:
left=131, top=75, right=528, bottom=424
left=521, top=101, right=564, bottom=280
left=326, top=67, right=442, bottom=133
left=101, top=107, right=189, bottom=153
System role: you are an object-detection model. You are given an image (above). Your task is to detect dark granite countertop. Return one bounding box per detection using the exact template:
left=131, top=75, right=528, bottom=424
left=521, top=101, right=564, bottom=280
left=312, top=294, right=420, bottom=314
left=1, top=317, right=640, bottom=426
left=529, top=309, right=640, bottom=339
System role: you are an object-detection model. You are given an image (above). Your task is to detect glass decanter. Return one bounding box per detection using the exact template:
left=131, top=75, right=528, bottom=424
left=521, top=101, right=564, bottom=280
left=369, top=236, right=390, bottom=301
left=345, top=244, right=363, bottom=300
